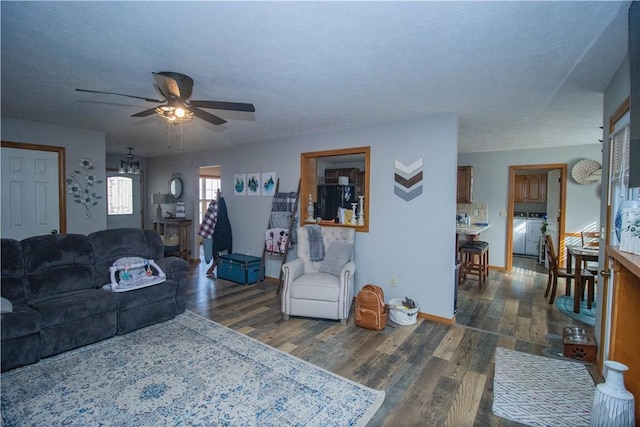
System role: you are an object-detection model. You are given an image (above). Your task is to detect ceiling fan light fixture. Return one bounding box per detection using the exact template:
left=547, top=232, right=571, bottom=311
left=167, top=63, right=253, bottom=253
left=154, top=105, right=194, bottom=124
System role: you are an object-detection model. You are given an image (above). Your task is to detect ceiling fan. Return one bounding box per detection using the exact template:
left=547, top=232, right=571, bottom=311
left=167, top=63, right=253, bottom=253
left=76, top=71, right=255, bottom=126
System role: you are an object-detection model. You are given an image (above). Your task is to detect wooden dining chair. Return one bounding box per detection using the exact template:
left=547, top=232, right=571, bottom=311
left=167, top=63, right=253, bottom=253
left=580, top=231, right=600, bottom=274
left=580, top=231, right=600, bottom=248
left=543, top=234, right=595, bottom=308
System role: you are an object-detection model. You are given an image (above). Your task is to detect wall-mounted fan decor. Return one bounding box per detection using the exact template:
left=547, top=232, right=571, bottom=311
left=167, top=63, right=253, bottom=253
left=571, top=159, right=602, bottom=185
left=76, top=71, right=255, bottom=126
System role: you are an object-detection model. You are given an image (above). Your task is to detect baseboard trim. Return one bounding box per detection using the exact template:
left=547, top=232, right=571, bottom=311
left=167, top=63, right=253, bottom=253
left=417, top=311, right=455, bottom=325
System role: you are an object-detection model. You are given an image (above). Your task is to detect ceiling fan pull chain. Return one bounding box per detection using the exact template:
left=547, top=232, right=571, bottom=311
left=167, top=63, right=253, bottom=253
left=167, top=121, right=171, bottom=149
left=180, top=122, right=184, bottom=150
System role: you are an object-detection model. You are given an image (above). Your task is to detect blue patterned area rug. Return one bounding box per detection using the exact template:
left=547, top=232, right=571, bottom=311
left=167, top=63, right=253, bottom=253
left=493, top=347, right=595, bottom=427
left=1, top=311, right=384, bottom=426
left=555, top=295, right=596, bottom=326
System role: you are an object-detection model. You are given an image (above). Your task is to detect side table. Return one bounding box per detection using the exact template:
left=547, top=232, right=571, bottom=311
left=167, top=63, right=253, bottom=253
left=152, top=218, right=191, bottom=261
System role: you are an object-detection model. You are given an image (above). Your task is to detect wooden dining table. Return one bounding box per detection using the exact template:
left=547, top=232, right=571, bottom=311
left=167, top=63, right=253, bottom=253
left=565, top=245, right=599, bottom=313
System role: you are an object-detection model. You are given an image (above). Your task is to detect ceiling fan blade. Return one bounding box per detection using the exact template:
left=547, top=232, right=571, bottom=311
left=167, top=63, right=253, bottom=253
left=131, top=107, right=159, bottom=118
left=189, top=100, right=255, bottom=112
left=152, top=73, right=182, bottom=99
left=75, top=88, right=163, bottom=103
left=191, top=107, right=227, bottom=125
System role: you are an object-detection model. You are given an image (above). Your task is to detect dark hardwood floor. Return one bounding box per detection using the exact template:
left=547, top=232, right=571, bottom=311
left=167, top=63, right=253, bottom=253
left=185, top=253, right=595, bottom=426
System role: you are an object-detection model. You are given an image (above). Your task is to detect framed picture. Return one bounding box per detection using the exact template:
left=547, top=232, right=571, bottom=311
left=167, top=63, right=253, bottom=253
left=262, top=172, right=276, bottom=196
left=234, top=174, right=246, bottom=196
left=247, top=173, right=261, bottom=196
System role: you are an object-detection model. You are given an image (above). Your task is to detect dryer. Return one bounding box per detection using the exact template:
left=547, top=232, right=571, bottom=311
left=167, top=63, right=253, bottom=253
left=525, top=213, right=545, bottom=256
left=513, top=212, right=528, bottom=255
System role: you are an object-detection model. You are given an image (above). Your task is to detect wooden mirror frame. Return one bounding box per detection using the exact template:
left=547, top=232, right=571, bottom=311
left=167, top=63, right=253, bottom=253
left=301, top=146, right=370, bottom=232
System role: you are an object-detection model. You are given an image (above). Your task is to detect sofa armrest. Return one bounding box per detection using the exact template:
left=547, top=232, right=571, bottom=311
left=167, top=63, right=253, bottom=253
left=281, top=258, right=304, bottom=313
left=339, top=260, right=356, bottom=284
left=156, top=256, right=189, bottom=278
left=338, top=260, right=356, bottom=317
left=282, top=258, right=304, bottom=286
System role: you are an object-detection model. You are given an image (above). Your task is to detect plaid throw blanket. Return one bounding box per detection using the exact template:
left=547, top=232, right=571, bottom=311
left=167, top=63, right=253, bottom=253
left=198, top=200, right=218, bottom=239
left=272, top=192, right=297, bottom=212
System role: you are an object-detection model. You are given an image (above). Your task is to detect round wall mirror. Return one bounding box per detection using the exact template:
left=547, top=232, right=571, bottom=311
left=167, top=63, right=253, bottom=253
left=168, top=174, right=184, bottom=201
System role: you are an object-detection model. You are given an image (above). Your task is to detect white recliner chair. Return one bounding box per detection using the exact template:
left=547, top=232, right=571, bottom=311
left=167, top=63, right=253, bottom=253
left=281, top=225, right=355, bottom=325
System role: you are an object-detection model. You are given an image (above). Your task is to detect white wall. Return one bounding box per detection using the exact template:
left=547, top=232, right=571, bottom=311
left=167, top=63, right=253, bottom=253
left=146, top=114, right=460, bottom=319
left=458, top=144, right=602, bottom=269
left=1, top=117, right=107, bottom=235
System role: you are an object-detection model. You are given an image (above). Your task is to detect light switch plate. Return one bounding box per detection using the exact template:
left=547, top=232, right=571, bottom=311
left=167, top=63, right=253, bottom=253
left=500, top=210, right=507, bottom=217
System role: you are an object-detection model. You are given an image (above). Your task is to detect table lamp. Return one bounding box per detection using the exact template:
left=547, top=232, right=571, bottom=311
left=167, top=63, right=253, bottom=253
left=152, top=193, right=169, bottom=218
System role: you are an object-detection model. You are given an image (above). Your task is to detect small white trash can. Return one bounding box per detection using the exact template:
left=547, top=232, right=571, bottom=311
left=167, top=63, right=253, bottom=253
left=388, top=298, right=419, bottom=325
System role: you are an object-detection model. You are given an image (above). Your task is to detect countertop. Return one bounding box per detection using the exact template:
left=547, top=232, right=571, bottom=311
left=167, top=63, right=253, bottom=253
left=456, top=224, right=490, bottom=236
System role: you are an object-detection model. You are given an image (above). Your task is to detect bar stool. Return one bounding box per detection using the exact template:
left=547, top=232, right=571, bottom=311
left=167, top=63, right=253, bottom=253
left=459, top=241, right=489, bottom=289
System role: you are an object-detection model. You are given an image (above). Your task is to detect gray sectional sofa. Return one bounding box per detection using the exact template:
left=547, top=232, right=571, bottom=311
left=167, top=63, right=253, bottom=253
left=1, top=228, right=189, bottom=372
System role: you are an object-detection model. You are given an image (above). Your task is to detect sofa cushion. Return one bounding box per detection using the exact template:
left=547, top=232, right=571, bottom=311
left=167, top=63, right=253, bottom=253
left=29, top=289, right=116, bottom=328
left=26, top=265, right=97, bottom=301
left=114, top=280, right=177, bottom=311
left=22, top=234, right=96, bottom=299
left=1, top=305, right=41, bottom=340
left=1, top=239, right=28, bottom=304
left=290, top=273, right=340, bottom=301
left=21, top=234, right=94, bottom=273
left=1, top=239, right=23, bottom=277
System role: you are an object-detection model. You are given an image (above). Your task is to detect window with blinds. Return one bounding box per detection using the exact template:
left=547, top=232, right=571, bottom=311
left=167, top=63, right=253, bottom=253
left=609, top=124, right=630, bottom=195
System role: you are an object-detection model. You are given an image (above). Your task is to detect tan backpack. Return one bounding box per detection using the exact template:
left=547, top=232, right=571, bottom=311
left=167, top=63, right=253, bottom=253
left=354, top=284, right=388, bottom=330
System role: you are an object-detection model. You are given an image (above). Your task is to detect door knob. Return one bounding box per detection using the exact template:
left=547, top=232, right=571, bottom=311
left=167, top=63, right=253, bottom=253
left=600, top=270, right=610, bottom=278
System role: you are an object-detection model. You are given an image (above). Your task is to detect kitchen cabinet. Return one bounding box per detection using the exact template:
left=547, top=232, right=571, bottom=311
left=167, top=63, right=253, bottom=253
left=324, top=168, right=359, bottom=184
left=514, top=174, right=547, bottom=202
left=457, top=166, right=473, bottom=203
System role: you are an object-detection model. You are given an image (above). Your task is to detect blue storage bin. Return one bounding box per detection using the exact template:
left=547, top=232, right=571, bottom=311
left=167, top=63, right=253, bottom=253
left=217, top=253, right=263, bottom=285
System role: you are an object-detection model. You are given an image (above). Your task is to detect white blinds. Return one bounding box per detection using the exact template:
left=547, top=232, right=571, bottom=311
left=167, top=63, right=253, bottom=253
left=609, top=124, right=630, bottom=189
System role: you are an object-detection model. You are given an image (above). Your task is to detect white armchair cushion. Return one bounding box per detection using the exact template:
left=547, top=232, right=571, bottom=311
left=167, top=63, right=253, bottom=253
left=290, top=273, right=340, bottom=301
left=319, top=241, right=354, bottom=276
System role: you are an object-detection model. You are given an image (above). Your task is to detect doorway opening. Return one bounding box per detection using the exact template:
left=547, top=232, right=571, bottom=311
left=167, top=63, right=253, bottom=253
left=506, top=163, right=568, bottom=272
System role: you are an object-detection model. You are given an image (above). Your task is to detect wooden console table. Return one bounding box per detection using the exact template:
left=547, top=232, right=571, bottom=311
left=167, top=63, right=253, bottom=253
left=152, top=219, right=191, bottom=260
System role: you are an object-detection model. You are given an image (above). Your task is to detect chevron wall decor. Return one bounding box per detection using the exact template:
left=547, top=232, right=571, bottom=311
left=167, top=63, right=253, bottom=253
left=394, top=158, right=423, bottom=201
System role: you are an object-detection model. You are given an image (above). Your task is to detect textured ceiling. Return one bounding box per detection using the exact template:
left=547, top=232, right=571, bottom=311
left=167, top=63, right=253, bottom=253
left=0, top=1, right=630, bottom=158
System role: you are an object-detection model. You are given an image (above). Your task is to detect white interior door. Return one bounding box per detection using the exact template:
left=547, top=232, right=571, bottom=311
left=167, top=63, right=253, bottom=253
left=546, top=169, right=562, bottom=253
left=1, top=147, right=60, bottom=240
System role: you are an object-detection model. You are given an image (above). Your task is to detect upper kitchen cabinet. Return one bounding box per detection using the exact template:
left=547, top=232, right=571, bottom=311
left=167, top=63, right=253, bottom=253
left=514, top=174, right=547, bottom=203
left=457, top=166, right=473, bottom=203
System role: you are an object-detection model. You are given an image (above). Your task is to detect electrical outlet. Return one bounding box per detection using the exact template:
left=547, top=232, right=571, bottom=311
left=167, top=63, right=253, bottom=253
left=474, top=209, right=479, bottom=216
left=390, top=277, right=397, bottom=287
